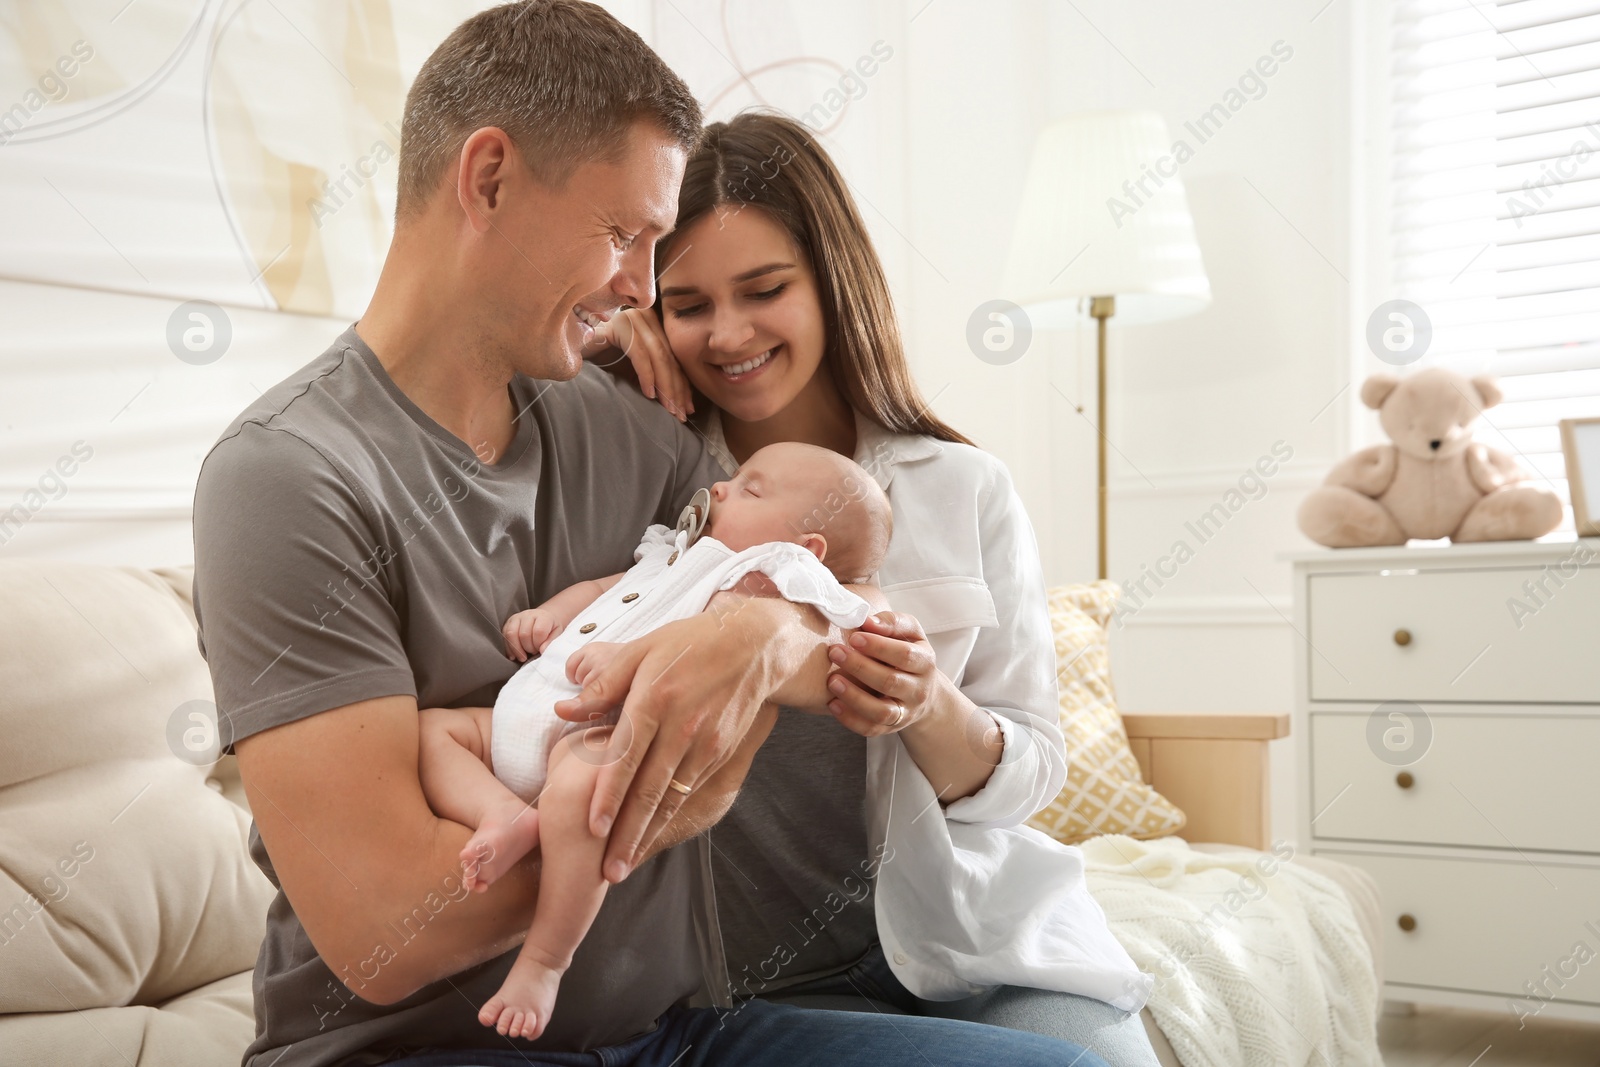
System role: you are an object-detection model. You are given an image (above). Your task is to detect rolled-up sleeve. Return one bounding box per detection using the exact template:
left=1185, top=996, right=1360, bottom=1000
left=940, top=459, right=1067, bottom=828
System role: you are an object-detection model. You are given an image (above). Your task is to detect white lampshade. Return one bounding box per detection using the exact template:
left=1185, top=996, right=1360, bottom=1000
left=1004, top=110, right=1211, bottom=328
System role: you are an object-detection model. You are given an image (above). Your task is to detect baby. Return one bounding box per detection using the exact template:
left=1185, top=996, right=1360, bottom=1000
left=417, top=441, right=893, bottom=1040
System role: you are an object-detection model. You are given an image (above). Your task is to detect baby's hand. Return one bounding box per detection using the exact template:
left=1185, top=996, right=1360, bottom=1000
left=503, top=609, right=564, bottom=662
left=566, top=641, right=625, bottom=688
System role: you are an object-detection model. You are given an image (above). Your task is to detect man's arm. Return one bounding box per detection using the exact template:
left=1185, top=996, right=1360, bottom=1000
left=553, top=583, right=887, bottom=884
left=236, top=691, right=742, bottom=1006
left=197, top=424, right=748, bottom=1008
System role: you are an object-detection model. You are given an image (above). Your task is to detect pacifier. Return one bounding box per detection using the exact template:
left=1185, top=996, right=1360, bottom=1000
left=675, top=486, right=712, bottom=544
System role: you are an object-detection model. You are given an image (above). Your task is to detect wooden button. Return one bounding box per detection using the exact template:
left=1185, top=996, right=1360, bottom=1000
left=1396, top=771, right=1414, bottom=789
left=667, top=551, right=679, bottom=565
left=1393, top=628, right=1412, bottom=647
left=579, top=622, right=596, bottom=634
left=1398, top=913, right=1417, bottom=932
left=621, top=592, right=639, bottom=603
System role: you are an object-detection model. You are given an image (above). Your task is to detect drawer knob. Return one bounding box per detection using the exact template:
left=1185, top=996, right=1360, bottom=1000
left=1396, top=772, right=1414, bottom=789
left=1393, top=628, right=1413, bottom=647
left=1398, top=913, right=1417, bottom=932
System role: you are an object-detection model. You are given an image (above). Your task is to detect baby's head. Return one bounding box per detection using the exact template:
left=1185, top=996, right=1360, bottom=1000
left=705, top=442, right=893, bottom=584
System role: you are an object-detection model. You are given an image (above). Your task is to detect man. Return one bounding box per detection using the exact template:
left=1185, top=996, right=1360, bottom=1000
left=193, top=3, right=1105, bottom=1065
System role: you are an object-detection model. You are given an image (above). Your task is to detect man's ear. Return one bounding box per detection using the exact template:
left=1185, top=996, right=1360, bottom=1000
left=1360, top=373, right=1400, bottom=410
left=456, top=126, right=517, bottom=232
left=800, top=532, right=827, bottom=562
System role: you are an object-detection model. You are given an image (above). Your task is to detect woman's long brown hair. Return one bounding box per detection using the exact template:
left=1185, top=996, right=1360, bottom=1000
left=657, top=110, right=974, bottom=447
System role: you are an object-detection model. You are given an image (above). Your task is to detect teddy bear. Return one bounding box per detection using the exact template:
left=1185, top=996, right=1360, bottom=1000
left=1297, top=367, right=1563, bottom=547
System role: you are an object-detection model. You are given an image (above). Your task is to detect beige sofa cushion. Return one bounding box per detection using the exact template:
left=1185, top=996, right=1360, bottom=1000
left=0, top=561, right=273, bottom=1014
left=1027, top=581, right=1187, bottom=843
left=0, top=970, right=256, bottom=1067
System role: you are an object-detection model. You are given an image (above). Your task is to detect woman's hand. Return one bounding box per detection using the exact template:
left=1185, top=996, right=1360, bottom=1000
left=824, top=611, right=943, bottom=737
left=826, top=611, right=1006, bottom=803
left=589, top=308, right=696, bottom=422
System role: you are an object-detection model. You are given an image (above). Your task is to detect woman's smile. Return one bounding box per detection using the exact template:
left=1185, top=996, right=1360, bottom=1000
left=714, top=344, right=782, bottom=382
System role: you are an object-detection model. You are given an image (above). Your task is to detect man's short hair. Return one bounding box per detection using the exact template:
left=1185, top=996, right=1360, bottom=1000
left=396, top=0, right=702, bottom=218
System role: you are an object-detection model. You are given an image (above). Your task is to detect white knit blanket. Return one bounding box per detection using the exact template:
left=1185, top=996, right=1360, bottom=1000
left=1081, top=835, right=1381, bottom=1067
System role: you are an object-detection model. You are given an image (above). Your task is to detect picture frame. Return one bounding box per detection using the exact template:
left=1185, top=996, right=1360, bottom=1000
left=1560, top=416, right=1600, bottom=536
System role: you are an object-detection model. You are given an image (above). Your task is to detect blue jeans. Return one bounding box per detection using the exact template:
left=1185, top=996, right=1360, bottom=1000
left=379, top=989, right=1110, bottom=1067
left=760, top=943, right=1162, bottom=1067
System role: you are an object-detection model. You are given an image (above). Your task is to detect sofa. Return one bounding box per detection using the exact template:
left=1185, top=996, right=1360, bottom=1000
left=0, top=559, right=1383, bottom=1066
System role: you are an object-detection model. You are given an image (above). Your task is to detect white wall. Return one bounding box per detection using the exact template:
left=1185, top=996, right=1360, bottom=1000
left=1094, top=1, right=1360, bottom=848
left=0, top=0, right=1367, bottom=845
left=0, top=278, right=343, bottom=565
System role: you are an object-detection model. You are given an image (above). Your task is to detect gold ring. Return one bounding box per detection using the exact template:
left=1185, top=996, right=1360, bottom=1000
left=888, top=705, right=906, bottom=728
left=667, top=777, right=693, bottom=796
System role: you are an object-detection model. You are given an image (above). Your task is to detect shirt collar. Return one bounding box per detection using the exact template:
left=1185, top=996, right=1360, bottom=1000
left=701, top=407, right=942, bottom=491
left=850, top=408, right=942, bottom=491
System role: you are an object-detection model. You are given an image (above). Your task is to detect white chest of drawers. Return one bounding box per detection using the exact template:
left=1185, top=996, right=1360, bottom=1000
left=1290, top=538, right=1600, bottom=1024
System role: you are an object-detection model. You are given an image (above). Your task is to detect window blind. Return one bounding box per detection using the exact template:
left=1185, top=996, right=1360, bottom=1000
left=1392, top=0, right=1600, bottom=526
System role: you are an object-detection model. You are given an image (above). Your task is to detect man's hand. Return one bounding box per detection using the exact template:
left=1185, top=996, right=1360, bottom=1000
left=553, top=596, right=822, bottom=883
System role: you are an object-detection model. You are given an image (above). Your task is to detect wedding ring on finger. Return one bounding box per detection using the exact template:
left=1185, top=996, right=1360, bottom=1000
left=887, top=704, right=906, bottom=729
left=667, top=777, right=693, bottom=796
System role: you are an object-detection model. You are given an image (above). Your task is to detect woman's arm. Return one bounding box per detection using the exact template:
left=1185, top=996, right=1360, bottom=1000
left=827, top=458, right=1067, bottom=826
left=826, top=613, right=1003, bottom=802
left=943, top=459, right=1067, bottom=826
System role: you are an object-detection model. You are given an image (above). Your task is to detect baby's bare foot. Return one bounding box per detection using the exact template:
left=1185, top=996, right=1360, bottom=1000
left=477, top=953, right=564, bottom=1040
left=460, top=800, right=539, bottom=892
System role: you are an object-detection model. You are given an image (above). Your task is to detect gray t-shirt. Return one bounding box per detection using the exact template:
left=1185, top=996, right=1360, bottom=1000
left=191, top=326, right=724, bottom=1067
left=709, top=706, right=878, bottom=997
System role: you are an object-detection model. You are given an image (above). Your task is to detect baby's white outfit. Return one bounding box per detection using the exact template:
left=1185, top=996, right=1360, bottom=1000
left=491, top=520, right=872, bottom=802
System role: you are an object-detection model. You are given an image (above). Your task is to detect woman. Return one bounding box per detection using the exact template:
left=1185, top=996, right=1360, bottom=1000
left=594, top=111, right=1163, bottom=1067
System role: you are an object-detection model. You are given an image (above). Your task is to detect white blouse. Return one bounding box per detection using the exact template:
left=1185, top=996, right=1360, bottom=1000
left=700, top=410, right=1152, bottom=1012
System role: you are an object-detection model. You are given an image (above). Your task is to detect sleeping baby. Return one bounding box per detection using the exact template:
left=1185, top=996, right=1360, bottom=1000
left=416, top=441, right=893, bottom=1040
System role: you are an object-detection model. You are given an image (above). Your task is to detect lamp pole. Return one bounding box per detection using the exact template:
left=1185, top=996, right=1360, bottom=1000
left=1090, top=294, right=1115, bottom=581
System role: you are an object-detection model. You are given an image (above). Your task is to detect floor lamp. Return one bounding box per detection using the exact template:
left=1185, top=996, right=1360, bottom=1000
left=1005, top=111, right=1212, bottom=580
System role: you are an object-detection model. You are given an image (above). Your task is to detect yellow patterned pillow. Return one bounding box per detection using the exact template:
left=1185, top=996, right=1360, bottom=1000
left=1026, top=580, right=1186, bottom=844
